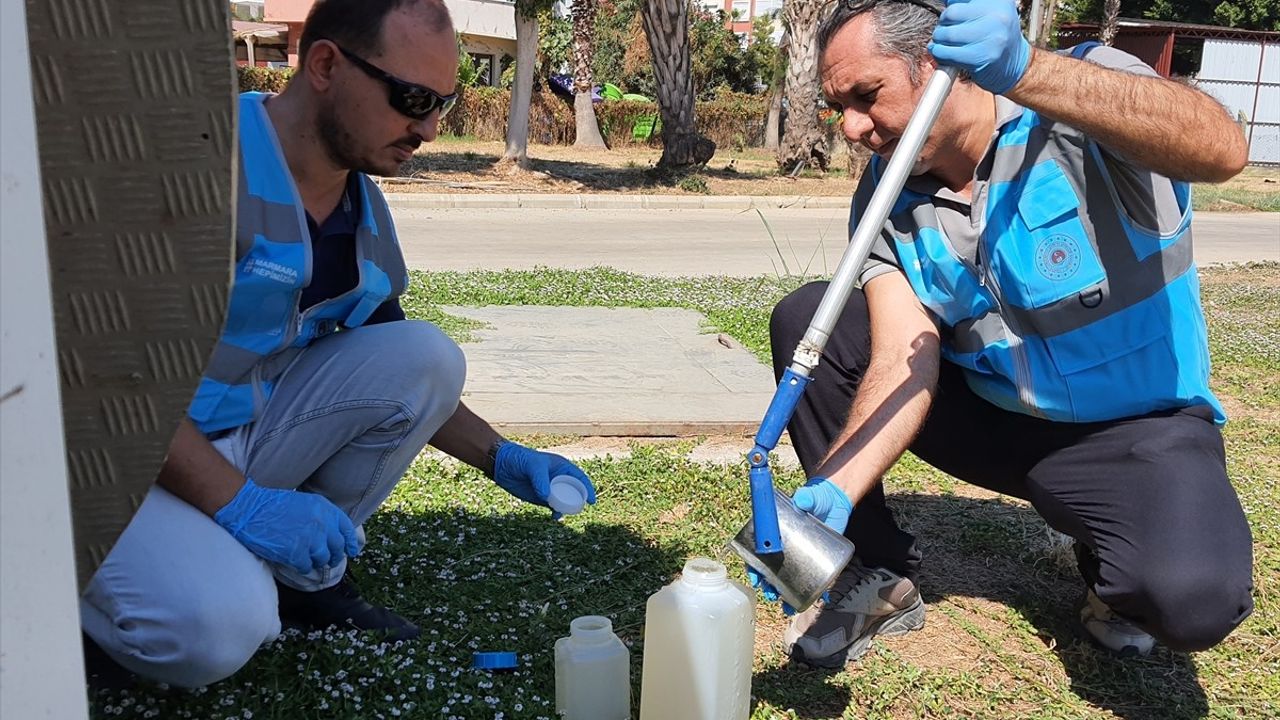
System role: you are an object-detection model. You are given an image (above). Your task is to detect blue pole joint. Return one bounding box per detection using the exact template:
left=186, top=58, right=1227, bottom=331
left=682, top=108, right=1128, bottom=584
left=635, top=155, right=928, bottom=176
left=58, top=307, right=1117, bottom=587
left=746, top=368, right=812, bottom=555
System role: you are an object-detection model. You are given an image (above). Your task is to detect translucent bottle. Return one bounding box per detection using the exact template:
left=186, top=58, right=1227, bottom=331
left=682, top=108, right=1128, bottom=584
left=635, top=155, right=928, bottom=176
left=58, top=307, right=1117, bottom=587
left=554, top=615, right=631, bottom=720
left=639, top=557, right=755, bottom=720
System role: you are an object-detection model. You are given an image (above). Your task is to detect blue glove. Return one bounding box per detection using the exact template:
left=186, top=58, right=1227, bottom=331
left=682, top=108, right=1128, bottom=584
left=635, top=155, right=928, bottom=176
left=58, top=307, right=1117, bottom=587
left=928, top=0, right=1031, bottom=95
left=492, top=441, right=597, bottom=518
left=792, top=477, right=854, bottom=536
left=214, top=478, right=361, bottom=575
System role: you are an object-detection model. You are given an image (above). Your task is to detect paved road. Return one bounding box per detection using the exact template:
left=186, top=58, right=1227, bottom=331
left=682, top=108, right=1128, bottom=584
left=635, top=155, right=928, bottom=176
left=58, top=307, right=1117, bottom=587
left=394, top=206, right=1278, bottom=276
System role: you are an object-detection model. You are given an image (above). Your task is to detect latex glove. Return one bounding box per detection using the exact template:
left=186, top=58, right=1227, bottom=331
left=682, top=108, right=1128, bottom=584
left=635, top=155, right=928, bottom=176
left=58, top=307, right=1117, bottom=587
left=792, top=477, right=854, bottom=536
left=492, top=441, right=597, bottom=518
left=928, top=0, right=1031, bottom=95
left=214, top=477, right=361, bottom=575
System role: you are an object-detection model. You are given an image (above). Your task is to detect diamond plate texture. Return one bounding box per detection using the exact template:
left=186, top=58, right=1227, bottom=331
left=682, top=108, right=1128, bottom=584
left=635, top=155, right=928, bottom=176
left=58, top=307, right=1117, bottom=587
left=26, top=0, right=236, bottom=589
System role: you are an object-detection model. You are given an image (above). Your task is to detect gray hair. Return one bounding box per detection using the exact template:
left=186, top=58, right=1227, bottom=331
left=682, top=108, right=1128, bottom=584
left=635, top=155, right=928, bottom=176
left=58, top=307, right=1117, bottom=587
left=817, top=0, right=943, bottom=85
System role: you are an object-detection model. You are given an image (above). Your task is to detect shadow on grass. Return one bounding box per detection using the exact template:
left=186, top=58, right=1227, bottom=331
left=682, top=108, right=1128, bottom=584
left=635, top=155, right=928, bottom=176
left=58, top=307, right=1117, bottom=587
left=751, top=492, right=1210, bottom=719
left=86, top=508, right=687, bottom=719
left=400, top=150, right=766, bottom=193
left=902, top=492, right=1208, bottom=720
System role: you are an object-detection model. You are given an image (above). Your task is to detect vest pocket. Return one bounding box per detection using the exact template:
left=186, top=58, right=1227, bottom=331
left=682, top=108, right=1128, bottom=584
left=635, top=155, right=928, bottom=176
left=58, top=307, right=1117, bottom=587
left=993, top=162, right=1107, bottom=311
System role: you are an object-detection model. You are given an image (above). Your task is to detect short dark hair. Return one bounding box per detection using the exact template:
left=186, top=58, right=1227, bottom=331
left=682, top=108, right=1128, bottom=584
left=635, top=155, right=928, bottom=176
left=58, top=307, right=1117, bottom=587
left=298, top=0, right=452, bottom=65
left=817, top=0, right=943, bottom=85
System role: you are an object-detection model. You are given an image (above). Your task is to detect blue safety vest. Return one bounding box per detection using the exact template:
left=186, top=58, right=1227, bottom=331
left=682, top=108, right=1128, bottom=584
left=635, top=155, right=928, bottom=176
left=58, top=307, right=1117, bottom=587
left=867, top=66, right=1223, bottom=423
left=188, top=92, right=409, bottom=434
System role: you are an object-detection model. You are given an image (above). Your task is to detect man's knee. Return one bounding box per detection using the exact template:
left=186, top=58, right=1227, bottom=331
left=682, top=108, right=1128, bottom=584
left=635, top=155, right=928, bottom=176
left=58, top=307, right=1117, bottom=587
left=1105, top=558, right=1253, bottom=652
left=770, top=282, right=828, bottom=346
left=383, top=320, right=466, bottom=406
left=89, top=580, right=279, bottom=687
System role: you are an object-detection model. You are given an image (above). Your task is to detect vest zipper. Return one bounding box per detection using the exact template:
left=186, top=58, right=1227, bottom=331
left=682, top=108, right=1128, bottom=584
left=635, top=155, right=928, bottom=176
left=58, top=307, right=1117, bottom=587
left=976, top=234, right=1039, bottom=414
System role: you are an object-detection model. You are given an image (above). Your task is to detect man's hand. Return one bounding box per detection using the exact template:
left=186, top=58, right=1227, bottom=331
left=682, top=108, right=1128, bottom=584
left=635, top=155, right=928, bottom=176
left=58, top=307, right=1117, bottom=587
left=214, top=478, right=361, bottom=575
left=492, top=441, right=597, bottom=517
left=928, top=0, right=1030, bottom=95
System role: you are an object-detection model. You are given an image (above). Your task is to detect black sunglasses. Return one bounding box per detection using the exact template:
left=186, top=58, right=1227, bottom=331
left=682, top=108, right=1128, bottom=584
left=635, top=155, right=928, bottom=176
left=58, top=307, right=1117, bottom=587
left=335, top=44, right=457, bottom=121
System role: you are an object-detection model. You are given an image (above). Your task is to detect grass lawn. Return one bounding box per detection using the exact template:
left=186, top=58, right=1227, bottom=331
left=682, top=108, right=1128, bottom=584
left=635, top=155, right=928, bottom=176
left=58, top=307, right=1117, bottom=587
left=397, top=139, right=1280, bottom=212
left=88, top=264, right=1279, bottom=719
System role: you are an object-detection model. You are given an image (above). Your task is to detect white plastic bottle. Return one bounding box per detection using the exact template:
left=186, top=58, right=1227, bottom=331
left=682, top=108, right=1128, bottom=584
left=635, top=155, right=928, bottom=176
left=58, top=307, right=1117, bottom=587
left=554, top=615, right=631, bottom=720
left=639, top=557, right=755, bottom=720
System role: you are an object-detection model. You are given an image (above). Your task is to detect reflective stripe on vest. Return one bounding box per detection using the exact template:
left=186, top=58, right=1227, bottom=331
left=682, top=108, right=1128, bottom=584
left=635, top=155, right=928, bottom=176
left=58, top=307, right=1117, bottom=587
left=188, top=92, right=410, bottom=434
left=871, top=103, right=1223, bottom=423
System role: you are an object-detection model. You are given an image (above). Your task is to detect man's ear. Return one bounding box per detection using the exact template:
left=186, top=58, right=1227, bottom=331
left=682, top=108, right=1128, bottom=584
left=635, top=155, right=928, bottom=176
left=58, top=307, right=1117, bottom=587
left=303, top=39, right=340, bottom=93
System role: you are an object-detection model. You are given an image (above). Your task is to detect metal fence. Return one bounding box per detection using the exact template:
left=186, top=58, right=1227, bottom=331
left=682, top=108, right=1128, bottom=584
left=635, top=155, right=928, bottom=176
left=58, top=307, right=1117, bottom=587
left=1197, top=37, right=1278, bottom=165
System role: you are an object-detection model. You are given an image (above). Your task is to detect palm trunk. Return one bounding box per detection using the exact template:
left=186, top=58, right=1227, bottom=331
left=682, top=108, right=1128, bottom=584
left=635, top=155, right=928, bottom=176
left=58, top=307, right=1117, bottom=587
left=765, top=85, right=783, bottom=150
left=572, top=0, right=607, bottom=148
left=503, top=6, right=539, bottom=167
left=778, top=0, right=828, bottom=173
left=1100, top=0, right=1120, bottom=46
left=641, top=0, right=715, bottom=169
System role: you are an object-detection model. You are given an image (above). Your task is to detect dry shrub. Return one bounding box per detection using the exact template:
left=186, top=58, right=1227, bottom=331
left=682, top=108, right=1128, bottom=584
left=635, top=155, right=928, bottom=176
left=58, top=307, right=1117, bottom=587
left=237, top=66, right=294, bottom=93
left=444, top=87, right=769, bottom=149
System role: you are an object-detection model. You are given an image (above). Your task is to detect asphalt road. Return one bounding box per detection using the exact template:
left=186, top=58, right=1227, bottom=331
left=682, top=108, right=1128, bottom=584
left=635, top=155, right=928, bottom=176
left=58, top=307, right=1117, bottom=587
left=393, top=206, right=1279, bottom=276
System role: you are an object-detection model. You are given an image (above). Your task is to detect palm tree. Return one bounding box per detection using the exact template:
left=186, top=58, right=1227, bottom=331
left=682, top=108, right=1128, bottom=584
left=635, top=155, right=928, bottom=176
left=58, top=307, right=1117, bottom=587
left=1100, top=0, right=1120, bottom=45
left=502, top=0, right=548, bottom=169
left=640, top=0, right=715, bottom=168
left=572, top=0, right=607, bottom=148
left=778, top=0, right=828, bottom=173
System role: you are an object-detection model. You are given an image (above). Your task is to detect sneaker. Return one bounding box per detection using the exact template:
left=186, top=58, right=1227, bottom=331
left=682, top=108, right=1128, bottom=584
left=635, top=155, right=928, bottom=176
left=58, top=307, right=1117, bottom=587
left=783, top=560, right=925, bottom=668
left=1080, top=589, right=1155, bottom=657
left=277, top=577, right=420, bottom=642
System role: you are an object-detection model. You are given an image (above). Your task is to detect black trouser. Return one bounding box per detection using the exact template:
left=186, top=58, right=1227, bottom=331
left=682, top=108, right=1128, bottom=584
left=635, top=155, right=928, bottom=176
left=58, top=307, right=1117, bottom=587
left=770, top=282, right=1255, bottom=652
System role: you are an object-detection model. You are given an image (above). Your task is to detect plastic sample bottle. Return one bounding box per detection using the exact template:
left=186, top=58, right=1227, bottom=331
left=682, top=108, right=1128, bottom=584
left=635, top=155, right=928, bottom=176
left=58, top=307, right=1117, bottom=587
left=638, top=557, right=755, bottom=720
left=554, top=615, right=631, bottom=720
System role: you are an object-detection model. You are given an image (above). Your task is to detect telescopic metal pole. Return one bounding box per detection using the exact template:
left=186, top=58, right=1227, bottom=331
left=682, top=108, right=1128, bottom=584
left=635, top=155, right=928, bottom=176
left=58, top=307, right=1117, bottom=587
left=746, top=67, right=959, bottom=554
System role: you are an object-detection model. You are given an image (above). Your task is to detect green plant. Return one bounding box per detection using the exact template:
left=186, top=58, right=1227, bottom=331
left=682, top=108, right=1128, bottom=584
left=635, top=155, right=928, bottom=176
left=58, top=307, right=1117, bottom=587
left=677, top=174, right=710, bottom=194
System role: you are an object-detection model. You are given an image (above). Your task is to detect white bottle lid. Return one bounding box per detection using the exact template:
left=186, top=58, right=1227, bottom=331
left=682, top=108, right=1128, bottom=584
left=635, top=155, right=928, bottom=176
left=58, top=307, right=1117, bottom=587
left=547, top=474, right=588, bottom=516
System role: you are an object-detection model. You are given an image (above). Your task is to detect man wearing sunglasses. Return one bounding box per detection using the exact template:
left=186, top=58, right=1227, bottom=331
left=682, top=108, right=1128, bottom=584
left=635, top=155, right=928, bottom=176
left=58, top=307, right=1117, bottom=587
left=80, top=0, right=596, bottom=688
left=759, top=0, right=1253, bottom=667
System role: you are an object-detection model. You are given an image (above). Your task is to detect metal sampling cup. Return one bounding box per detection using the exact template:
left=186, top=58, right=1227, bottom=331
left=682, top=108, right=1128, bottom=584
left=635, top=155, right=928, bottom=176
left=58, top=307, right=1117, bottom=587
left=729, top=488, right=856, bottom=611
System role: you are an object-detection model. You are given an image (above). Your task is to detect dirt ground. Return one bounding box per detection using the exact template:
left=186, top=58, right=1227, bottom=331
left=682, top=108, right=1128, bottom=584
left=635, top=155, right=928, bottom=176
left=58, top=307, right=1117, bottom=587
left=395, top=139, right=1280, bottom=207
left=394, top=139, right=862, bottom=197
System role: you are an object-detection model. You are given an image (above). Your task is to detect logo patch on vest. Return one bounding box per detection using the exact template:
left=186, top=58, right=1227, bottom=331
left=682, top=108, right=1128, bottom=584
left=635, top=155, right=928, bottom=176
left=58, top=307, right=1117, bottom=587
left=1035, top=235, right=1082, bottom=281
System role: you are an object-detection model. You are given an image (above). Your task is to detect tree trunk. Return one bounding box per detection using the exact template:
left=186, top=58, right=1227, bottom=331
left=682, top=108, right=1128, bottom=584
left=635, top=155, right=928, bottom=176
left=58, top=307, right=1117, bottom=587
left=1100, top=0, right=1120, bottom=46
left=765, top=86, right=783, bottom=150
left=640, top=0, right=715, bottom=169
left=572, top=0, right=607, bottom=148
left=778, top=0, right=828, bottom=173
left=503, top=7, right=539, bottom=167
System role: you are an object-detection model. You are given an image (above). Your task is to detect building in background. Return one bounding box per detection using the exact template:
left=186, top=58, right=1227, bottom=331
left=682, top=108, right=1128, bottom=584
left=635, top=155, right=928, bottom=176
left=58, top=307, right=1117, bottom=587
left=255, top=0, right=515, bottom=86
left=700, top=0, right=782, bottom=45
left=1059, top=19, right=1278, bottom=165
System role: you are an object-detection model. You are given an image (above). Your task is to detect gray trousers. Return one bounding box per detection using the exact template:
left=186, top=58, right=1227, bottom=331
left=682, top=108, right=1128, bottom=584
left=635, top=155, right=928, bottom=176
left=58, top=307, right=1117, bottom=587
left=80, top=321, right=466, bottom=687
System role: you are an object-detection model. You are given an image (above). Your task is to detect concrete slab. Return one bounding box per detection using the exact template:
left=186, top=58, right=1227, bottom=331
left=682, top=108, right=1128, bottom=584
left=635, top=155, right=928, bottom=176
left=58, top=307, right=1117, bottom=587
left=443, top=305, right=776, bottom=435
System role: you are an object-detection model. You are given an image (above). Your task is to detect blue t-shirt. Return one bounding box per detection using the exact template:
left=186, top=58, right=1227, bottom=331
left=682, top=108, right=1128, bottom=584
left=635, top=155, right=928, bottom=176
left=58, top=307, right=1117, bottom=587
left=299, top=173, right=405, bottom=325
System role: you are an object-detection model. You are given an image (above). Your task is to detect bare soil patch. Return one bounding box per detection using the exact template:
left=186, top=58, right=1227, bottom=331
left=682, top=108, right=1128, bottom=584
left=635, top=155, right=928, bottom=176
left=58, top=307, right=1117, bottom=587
left=393, top=140, right=861, bottom=197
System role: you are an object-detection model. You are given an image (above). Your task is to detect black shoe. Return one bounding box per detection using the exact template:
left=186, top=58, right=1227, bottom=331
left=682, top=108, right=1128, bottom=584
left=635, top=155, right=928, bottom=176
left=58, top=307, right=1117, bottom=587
left=276, top=578, right=420, bottom=642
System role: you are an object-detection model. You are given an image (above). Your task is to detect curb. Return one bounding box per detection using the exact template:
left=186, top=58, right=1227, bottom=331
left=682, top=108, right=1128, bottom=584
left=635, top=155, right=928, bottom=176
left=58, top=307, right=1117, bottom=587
left=383, top=192, right=851, bottom=210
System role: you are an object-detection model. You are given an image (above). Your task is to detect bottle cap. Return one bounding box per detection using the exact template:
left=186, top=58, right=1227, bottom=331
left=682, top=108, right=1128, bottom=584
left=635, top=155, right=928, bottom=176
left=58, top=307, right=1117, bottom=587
left=471, top=651, right=518, bottom=670
left=547, top=475, right=587, bottom=516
